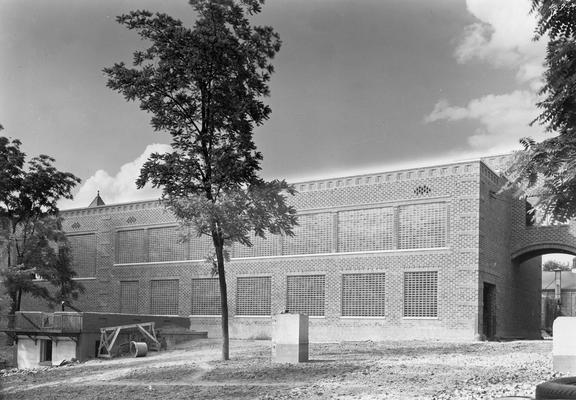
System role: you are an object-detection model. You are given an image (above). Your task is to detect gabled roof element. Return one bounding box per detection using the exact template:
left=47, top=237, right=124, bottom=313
left=88, top=191, right=105, bottom=208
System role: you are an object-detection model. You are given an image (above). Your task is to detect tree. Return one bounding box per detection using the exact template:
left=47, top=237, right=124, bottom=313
left=508, top=1, right=576, bottom=222
left=0, top=128, right=83, bottom=315
left=104, top=0, right=297, bottom=360
left=542, top=259, right=572, bottom=271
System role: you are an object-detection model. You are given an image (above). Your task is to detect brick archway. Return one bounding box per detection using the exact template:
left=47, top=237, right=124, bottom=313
left=511, top=243, right=576, bottom=263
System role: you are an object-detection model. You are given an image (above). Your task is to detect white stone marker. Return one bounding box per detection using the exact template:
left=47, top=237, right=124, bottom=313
left=271, top=313, right=309, bottom=363
left=553, top=317, right=576, bottom=373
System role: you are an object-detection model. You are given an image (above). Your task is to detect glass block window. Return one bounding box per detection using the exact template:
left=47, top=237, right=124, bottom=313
left=398, top=203, right=447, bottom=249
left=236, top=276, right=272, bottom=316
left=338, top=208, right=394, bottom=252
left=341, top=273, right=386, bottom=317
left=150, top=279, right=179, bottom=315
left=233, top=234, right=281, bottom=258
left=403, top=271, right=438, bottom=318
left=189, top=235, right=214, bottom=260
left=191, top=278, right=221, bottom=315
left=68, top=234, right=97, bottom=277
left=117, top=229, right=146, bottom=264
left=286, top=275, right=325, bottom=316
left=148, top=226, right=187, bottom=262
left=282, top=213, right=333, bottom=255
left=119, top=281, right=139, bottom=314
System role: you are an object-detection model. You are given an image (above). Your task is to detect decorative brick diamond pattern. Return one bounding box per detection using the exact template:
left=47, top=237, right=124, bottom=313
left=119, top=281, right=139, bottom=314
left=117, top=229, right=146, bottom=263
left=341, top=273, right=386, bottom=317
left=191, top=278, right=221, bottom=315
left=148, top=226, right=187, bottom=262
left=286, top=275, right=325, bottom=316
left=236, top=276, right=271, bottom=316
left=338, top=208, right=394, bottom=252
left=403, top=271, right=438, bottom=318
left=150, top=279, right=179, bottom=315
left=398, top=203, right=447, bottom=249
left=67, top=233, right=96, bottom=277
left=283, top=213, right=333, bottom=255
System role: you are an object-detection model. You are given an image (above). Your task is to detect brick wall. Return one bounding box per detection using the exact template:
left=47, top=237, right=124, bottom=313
left=19, top=157, right=555, bottom=342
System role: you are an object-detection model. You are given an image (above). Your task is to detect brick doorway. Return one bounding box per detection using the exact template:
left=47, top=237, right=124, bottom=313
left=483, top=283, right=496, bottom=340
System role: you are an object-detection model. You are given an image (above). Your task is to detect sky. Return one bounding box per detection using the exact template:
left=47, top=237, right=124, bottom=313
left=0, top=0, right=550, bottom=209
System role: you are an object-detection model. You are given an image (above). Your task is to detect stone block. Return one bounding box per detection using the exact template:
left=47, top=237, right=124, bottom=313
left=553, top=317, right=576, bottom=373
left=272, top=314, right=308, bottom=363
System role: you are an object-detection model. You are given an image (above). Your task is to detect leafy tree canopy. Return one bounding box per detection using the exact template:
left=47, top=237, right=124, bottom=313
left=509, top=1, right=576, bottom=222
left=104, top=0, right=297, bottom=360
left=0, top=129, right=83, bottom=314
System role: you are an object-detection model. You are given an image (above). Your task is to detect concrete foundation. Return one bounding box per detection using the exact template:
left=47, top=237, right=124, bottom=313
left=553, top=317, right=576, bottom=373
left=272, top=314, right=308, bottom=363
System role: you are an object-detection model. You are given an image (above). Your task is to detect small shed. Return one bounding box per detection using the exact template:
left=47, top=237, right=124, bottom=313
left=0, top=312, right=206, bottom=368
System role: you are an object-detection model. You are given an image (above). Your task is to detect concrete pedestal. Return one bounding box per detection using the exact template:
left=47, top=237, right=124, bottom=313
left=553, top=317, right=576, bottom=373
left=272, top=314, right=308, bottom=363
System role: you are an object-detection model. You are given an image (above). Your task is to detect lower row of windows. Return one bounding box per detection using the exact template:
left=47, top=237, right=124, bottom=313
left=120, top=271, right=438, bottom=318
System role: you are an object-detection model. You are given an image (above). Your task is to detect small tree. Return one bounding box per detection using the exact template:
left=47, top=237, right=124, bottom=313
left=104, top=0, right=297, bottom=360
left=509, top=1, right=576, bottom=221
left=0, top=130, right=83, bottom=314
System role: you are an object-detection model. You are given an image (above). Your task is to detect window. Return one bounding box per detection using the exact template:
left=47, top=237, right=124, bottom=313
left=191, top=278, right=221, bottom=315
left=398, top=203, right=447, bottom=249
left=68, top=234, right=97, bottom=277
left=282, top=214, right=333, bottom=255
left=338, top=208, right=394, bottom=252
left=403, top=271, right=438, bottom=318
left=117, top=229, right=146, bottom=264
left=286, top=275, right=325, bottom=316
left=341, top=273, right=386, bottom=317
left=150, top=280, right=179, bottom=315
left=119, top=281, right=139, bottom=314
left=148, top=226, right=187, bottom=262
left=236, top=277, right=272, bottom=316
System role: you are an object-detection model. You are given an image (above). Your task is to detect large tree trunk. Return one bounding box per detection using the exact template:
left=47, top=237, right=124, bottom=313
left=213, top=234, right=229, bottom=361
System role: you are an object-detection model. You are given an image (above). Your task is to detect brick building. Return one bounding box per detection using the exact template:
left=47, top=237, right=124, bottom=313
left=21, top=155, right=576, bottom=342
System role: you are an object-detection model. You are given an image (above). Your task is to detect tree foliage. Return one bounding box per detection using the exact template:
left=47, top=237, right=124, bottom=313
left=0, top=129, right=83, bottom=314
left=104, top=0, right=297, bottom=360
left=543, top=259, right=572, bottom=271
left=509, top=1, right=576, bottom=222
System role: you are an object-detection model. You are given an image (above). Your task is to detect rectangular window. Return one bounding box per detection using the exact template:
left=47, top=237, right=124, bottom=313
left=150, top=279, right=179, bottom=315
left=341, top=273, right=386, bottom=317
left=117, top=229, right=146, bottom=264
left=338, top=208, right=394, bottom=252
left=403, top=271, right=438, bottom=318
left=148, top=226, right=187, bottom=262
left=233, top=234, right=281, bottom=258
left=68, top=234, right=97, bottom=277
left=236, top=276, right=271, bottom=316
left=282, top=214, right=333, bottom=255
left=191, top=278, right=221, bottom=315
left=286, top=275, right=325, bottom=316
left=119, top=281, right=139, bottom=314
left=398, top=203, right=447, bottom=249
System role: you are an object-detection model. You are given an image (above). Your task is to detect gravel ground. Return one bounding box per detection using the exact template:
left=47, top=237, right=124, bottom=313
left=0, top=339, right=561, bottom=399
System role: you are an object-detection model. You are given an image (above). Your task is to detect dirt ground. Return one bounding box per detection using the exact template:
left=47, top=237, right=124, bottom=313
left=0, top=339, right=561, bottom=400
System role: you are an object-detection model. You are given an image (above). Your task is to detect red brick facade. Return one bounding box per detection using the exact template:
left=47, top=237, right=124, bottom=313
left=21, top=155, right=565, bottom=342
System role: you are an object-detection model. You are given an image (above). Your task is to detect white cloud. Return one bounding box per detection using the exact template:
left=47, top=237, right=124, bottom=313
left=426, top=90, right=546, bottom=152
left=426, top=0, right=549, bottom=152
left=60, top=143, right=170, bottom=209
left=455, top=0, right=546, bottom=85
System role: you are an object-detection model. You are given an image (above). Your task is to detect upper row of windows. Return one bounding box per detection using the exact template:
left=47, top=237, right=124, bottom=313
left=68, top=202, right=448, bottom=275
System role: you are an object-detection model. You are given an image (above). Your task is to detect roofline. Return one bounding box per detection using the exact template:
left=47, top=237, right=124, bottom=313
left=61, top=154, right=513, bottom=213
